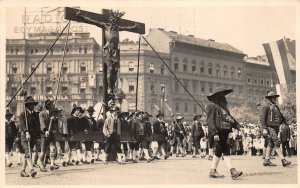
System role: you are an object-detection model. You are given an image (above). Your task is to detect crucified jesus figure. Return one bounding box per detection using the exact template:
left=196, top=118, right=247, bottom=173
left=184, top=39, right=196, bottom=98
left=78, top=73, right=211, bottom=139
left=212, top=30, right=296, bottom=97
left=76, top=10, right=141, bottom=96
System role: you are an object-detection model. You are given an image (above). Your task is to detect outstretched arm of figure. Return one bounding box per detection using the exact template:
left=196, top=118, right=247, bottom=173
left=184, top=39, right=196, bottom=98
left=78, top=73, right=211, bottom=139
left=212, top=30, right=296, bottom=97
left=119, top=22, right=141, bottom=31
left=76, top=10, right=107, bottom=29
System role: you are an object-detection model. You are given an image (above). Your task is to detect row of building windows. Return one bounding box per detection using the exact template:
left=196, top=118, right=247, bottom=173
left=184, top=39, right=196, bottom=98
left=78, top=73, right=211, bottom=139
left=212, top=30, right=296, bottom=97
left=247, top=76, right=271, bottom=86
left=128, top=62, right=166, bottom=75
left=9, top=63, right=88, bottom=74
left=174, top=102, right=199, bottom=114
left=173, top=60, right=242, bottom=79
left=7, top=47, right=90, bottom=55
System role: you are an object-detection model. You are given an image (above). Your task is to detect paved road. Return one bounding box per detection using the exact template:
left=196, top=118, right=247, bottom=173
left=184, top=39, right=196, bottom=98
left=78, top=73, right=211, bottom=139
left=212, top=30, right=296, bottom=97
left=5, top=154, right=297, bottom=185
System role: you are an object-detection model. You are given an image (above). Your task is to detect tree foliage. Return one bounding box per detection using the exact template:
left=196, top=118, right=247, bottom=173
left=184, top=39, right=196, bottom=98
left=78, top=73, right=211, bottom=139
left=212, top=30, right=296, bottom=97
left=230, top=103, right=260, bottom=124
left=280, top=84, right=296, bottom=123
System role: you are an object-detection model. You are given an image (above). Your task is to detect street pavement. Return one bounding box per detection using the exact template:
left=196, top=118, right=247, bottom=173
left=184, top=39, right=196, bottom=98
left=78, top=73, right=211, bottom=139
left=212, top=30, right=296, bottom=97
left=5, top=154, right=298, bottom=185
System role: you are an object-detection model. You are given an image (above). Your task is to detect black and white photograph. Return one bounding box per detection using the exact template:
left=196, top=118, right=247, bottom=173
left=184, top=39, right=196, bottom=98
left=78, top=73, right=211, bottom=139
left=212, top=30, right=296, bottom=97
left=1, top=0, right=298, bottom=186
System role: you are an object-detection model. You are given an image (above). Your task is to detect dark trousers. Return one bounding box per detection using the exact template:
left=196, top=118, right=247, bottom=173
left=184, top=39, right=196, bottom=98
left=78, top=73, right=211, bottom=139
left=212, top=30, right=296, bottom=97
left=213, top=130, right=231, bottom=157
left=105, top=134, right=122, bottom=154
left=282, top=141, right=290, bottom=157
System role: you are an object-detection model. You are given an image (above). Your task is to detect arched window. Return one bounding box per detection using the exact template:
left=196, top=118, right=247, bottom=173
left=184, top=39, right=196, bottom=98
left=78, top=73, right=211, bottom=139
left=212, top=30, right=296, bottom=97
left=223, top=65, right=228, bottom=77
left=12, top=64, right=18, bottom=74
left=161, top=65, right=165, bottom=75
left=208, top=62, right=212, bottom=76
left=31, top=64, right=36, bottom=73
left=129, top=62, right=134, bottom=72
left=237, top=68, right=242, bottom=78
left=216, top=64, right=220, bottom=77
left=47, top=63, right=53, bottom=74
left=192, top=60, right=196, bottom=73
left=174, top=57, right=179, bottom=71
left=80, top=63, right=86, bottom=73
left=231, top=66, right=235, bottom=78
left=183, top=58, right=188, bottom=72
left=200, top=61, right=204, bottom=73
left=62, top=63, right=68, bottom=73
left=150, top=63, right=154, bottom=73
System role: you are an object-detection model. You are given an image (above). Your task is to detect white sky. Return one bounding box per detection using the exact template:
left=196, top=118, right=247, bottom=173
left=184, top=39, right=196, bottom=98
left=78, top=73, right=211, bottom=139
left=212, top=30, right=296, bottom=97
left=4, top=1, right=296, bottom=57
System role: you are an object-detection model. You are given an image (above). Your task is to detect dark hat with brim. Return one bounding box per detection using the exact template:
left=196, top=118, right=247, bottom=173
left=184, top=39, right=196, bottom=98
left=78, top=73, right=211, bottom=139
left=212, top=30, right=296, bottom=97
left=143, top=112, right=152, bottom=118
left=86, top=106, right=95, bottom=112
left=207, top=88, right=233, bottom=102
left=71, top=106, right=83, bottom=115
left=5, top=108, right=14, bottom=117
left=44, top=99, right=54, bottom=107
left=193, top=114, right=202, bottom=120
left=135, top=110, right=144, bottom=116
left=118, top=112, right=129, bottom=118
left=265, top=91, right=279, bottom=99
left=156, top=110, right=164, bottom=118
left=24, top=96, right=38, bottom=106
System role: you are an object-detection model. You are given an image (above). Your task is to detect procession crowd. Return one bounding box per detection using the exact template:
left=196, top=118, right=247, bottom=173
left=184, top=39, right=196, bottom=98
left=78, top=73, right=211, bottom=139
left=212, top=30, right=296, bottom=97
left=5, top=89, right=296, bottom=180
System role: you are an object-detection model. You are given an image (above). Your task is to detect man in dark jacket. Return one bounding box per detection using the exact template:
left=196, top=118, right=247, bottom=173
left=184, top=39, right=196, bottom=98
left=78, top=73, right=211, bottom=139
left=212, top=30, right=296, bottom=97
left=151, top=111, right=169, bottom=160
left=261, top=91, right=291, bottom=167
left=19, top=96, right=39, bottom=178
left=66, top=105, right=84, bottom=165
left=5, top=108, right=18, bottom=167
left=173, top=115, right=186, bottom=157
left=190, top=114, right=204, bottom=158
left=81, top=106, right=97, bottom=164
left=206, top=88, right=242, bottom=180
left=131, top=111, right=152, bottom=163
left=280, top=124, right=291, bottom=158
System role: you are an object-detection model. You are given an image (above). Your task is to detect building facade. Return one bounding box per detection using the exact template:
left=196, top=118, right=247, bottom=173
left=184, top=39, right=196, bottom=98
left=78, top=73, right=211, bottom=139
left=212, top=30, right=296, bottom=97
left=6, top=29, right=294, bottom=123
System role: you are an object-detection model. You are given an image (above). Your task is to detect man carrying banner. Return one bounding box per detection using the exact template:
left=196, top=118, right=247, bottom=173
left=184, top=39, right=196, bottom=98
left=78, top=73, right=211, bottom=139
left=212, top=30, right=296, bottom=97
left=19, top=96, right=39, bottom=178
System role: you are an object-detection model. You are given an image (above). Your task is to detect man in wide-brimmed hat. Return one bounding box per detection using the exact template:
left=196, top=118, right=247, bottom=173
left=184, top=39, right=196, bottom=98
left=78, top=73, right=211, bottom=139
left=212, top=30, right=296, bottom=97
left=66, top=104, right=84, bottom=166
left=206, top=88, right=242, bottom=180
left=80, top=106, right=97, bottom=164
left=151, top=110, right=170, bottom=160
left=38, top=98, right=60, bottom=172
left=19, top=96, right=39, bottom=178
left=173, top=115, right=186, bottom=157
left=261, top=91, right=291, bottom=167
left=5, top=108, right=18, bottom=168
left=190, top=114, right=204, bottom=158
left=131, top=111, right=153, bottom=163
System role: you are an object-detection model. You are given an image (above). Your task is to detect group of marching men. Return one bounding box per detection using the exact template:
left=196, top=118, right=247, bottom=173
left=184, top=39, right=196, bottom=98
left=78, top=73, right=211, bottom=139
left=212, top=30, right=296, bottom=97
left=5, top=87, right=292, bottom=180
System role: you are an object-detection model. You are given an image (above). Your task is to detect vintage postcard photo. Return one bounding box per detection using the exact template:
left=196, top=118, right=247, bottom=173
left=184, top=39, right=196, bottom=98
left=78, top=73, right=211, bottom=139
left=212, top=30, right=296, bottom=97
left=2, top=0, right=298, bottom=186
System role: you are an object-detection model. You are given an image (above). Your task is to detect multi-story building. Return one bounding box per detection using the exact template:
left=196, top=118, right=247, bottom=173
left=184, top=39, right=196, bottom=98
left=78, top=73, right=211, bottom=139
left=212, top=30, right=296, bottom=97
left=6, top=32, right=102, bottom=116
left=6, top=29, right=295, bottom=123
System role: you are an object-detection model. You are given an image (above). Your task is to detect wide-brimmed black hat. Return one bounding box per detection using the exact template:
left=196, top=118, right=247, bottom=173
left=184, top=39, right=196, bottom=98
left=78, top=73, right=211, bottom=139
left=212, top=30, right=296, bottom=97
left=207, top=88, right=233, bottom=102
left=44, top=99, right=54, bottom=107
left=143, top=112, right=152, bottom=118
left=265, top=91, right=279, bottom=99
left=135, top=110, right=144, bottom=116
left=24, top=96, right=38, bottom=106
left=5, top=108, right=14, bottom=117
left=193, top=114, right=202, bottom=120
left=156, top=110, right=164, bottom=118
left=86, top=106, right=95, bottom=112
left=71, top=104, right=83, bottom=115
left=118, top=112, right=129, bottom=118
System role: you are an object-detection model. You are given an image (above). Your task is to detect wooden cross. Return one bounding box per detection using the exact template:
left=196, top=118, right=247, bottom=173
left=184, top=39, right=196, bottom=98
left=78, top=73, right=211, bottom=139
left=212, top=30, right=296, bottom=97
left=64, top=7, right=145, bottom=118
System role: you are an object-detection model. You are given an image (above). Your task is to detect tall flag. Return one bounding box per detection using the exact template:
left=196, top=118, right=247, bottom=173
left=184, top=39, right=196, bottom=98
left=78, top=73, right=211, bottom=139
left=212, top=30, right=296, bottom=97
left=263, top=38, right=296, bottom=85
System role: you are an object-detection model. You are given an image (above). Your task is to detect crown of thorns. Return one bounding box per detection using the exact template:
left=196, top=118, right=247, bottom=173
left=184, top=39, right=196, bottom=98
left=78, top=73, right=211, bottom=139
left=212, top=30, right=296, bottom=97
left=109, top=9, right=125, bottom=20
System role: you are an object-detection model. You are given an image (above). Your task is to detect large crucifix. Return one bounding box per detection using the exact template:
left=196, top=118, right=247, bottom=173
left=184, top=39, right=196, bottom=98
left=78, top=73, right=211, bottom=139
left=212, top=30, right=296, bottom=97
left=64, top=7, right=145, bottom=116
